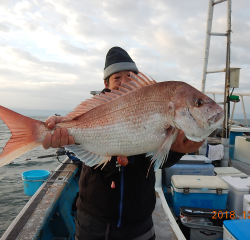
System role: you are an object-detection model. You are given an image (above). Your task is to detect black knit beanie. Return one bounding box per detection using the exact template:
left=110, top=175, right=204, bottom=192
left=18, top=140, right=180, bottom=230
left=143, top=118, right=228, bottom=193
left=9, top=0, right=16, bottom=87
left=103, top=47, right=138, bottom=80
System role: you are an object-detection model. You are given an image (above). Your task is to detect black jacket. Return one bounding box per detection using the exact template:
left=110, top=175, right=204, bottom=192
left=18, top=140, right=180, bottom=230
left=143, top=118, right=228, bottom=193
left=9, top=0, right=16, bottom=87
left=76, top=151, right=184, bottom=226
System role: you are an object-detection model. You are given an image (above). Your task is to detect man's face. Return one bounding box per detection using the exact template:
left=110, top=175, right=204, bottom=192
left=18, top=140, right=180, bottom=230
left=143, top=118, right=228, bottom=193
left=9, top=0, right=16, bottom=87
left=104, top=71, right=131, bottom=90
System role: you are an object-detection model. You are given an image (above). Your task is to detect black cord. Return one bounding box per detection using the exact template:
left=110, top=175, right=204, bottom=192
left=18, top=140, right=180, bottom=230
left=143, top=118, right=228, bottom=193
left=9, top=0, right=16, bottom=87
left=230, top=87, right=235, bottom=96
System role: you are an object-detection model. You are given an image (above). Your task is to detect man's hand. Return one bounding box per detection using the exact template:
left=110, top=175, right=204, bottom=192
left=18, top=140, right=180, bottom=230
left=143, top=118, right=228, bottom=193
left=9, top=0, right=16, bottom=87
left=42, top=116, right=75, bottom=149
left=44, top=116, right=63, bottom=130
left=171, top=130, right=205, bottom=153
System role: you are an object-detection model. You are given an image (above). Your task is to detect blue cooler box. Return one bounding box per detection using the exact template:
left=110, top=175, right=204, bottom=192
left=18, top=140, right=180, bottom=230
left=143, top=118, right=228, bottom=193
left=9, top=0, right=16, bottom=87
left=162, top=162, right=214, bottom=188
left=171, top=175, right=228, bottom=217
left=223, top=219, right=250, bottom=240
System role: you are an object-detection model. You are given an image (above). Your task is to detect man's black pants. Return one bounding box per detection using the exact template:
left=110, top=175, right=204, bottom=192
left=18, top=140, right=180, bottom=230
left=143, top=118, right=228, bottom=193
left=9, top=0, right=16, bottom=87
left=75, top=209, right=156, bottom=240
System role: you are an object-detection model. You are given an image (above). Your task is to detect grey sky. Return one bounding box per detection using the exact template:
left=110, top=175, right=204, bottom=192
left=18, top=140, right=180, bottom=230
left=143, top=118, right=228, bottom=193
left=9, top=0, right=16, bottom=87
left=0, top=0, right=249, bottom=118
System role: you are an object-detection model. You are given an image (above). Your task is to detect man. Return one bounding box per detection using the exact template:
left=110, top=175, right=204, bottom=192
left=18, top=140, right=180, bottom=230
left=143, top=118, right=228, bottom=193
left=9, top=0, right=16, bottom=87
left=42, top=47, right=204, bottom=240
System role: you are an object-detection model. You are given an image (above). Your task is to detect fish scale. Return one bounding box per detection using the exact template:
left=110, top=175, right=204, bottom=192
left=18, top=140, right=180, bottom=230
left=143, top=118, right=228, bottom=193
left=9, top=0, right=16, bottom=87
left=0, top=72, right=224, bottom=169
left=59, top=98, right=169, bottom=156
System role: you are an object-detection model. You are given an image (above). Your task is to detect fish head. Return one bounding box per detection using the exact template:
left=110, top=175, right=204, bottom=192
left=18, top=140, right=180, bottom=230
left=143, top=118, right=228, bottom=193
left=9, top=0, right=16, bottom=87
left=171, top=83, right=224, bottom=142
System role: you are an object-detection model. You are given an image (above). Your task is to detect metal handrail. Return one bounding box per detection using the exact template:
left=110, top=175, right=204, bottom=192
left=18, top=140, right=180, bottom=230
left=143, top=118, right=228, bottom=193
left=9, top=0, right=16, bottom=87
left=206, top=91, right=249, bottom=128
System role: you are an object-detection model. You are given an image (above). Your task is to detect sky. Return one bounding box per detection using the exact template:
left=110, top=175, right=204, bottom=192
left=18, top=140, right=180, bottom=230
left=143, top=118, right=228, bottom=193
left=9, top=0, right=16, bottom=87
left=0, top=0, right=249, bottom=119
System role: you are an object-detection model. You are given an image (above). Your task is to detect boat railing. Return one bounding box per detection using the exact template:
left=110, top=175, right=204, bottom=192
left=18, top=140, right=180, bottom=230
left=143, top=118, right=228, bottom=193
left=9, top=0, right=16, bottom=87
left=205, top=91, right=249, bottom=128
left=45, top=170, right=76, bottom=188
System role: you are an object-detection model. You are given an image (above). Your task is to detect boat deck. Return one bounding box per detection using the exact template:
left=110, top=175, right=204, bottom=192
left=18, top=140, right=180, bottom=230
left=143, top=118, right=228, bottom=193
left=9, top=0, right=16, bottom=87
left=153, top=191, right=179, bottom=239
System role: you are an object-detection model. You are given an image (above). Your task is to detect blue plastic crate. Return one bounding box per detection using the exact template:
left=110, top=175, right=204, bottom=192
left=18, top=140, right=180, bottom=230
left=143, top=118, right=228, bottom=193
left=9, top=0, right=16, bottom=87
left=224, top=219, right=250, bottom=240
left=162, top=163, right=214, bottom=188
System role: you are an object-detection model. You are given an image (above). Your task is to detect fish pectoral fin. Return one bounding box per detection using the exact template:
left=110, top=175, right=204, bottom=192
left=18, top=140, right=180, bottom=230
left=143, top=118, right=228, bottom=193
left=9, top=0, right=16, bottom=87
left=146, top=126, right=178, bottom=171
left=64, top=145, right=111, bottom=168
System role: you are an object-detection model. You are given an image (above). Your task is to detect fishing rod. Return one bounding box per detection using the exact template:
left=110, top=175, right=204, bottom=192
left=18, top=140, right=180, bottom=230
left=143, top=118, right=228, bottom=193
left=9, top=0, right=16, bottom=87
left=9, top=148, right=78, bottom=164
left=9, top=154, right=58, bottom=164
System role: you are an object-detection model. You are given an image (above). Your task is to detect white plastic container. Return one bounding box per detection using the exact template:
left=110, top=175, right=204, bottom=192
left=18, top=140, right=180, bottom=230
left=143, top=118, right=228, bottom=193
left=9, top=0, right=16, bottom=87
left=231, top=126, right=250, bottom=133
left=229, top=68, right=240, bottom=88
left=243, top=195, right=250, bottom=219
left=234, top=136, right=250, bottom=164
left=223, top=225, right=236, bottom=240
left=214, top=167, right=248, bottom=178
left=179, top=155, right=212, bottom=164
left=221, top=176, right=250, bottom=217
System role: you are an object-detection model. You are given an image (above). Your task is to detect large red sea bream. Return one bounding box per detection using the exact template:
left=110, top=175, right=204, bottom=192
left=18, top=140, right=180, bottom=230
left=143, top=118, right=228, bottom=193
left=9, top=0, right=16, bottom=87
left=0, top=72, right=224, bottom=169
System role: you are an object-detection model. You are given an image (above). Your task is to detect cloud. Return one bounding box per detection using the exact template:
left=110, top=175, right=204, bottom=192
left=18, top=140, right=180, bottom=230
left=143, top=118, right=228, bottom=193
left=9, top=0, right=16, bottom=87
left=0, top=23, right=9, bottom=32
left=0, top=0, right=249, bottom=119
left=59, top=40, right=88, bottom=56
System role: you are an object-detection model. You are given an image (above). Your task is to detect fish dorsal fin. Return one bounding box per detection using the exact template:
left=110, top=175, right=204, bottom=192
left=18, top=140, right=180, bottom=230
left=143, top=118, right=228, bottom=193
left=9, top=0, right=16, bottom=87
left=63, top=95, right=111, bottom=121
left=130, top=72, right=157, bottom=85
left=63, top=71, right=155, bottom=121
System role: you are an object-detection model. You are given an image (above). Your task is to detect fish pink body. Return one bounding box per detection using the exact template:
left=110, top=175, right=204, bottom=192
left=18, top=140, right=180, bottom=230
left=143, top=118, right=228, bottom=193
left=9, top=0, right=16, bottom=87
left=0, top=72, right=224, bottom=169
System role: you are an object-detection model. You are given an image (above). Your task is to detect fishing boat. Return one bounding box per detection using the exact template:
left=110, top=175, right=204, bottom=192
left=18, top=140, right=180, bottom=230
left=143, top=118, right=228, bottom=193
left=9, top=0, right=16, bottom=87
left=0, top=154, right=186, bottom=240
left=1, top=138, right=249, bottom=240
left=1, top=0, right=250, bottom=240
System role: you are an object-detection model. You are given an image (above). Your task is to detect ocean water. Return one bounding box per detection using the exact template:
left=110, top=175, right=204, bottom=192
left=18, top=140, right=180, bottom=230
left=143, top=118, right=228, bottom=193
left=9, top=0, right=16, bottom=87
left=0, top=117, right=249, bottom=237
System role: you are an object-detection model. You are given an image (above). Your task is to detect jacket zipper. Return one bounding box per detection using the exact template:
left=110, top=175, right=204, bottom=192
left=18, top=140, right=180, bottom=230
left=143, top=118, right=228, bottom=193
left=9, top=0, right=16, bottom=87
left=117, top=165, right=124, bottom=227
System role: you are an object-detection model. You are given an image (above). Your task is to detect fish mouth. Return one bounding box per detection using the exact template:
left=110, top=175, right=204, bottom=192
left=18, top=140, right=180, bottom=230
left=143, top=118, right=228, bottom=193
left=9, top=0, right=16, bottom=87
left=208, top=111, right=224, bottom=124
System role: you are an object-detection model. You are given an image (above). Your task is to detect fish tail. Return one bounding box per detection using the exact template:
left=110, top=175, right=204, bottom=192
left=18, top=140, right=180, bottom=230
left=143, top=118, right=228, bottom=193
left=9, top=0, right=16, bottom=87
left=0, top=105, right=42, bottom=167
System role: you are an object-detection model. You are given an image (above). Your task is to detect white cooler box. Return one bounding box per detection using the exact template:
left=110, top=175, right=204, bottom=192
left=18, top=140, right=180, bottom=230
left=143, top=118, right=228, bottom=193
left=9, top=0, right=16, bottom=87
left=214, top=167, right=248, bottom=178
left=171, top=175, right=228, bottom=217
left=221, top=176, right=250, bottom=217
left=223, top=219, right=250, bottom=240
left=234, top=136, right=250, bottom=164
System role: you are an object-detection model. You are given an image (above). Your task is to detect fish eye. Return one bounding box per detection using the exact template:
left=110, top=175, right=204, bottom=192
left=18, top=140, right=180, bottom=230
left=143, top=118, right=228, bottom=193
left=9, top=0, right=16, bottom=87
left=195, top=99, right=203, bottom=107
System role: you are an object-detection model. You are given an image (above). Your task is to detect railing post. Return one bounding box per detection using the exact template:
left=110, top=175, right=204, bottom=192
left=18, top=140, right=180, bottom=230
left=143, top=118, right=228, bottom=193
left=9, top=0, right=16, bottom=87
left=201, top=0, right=214, bottom=93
